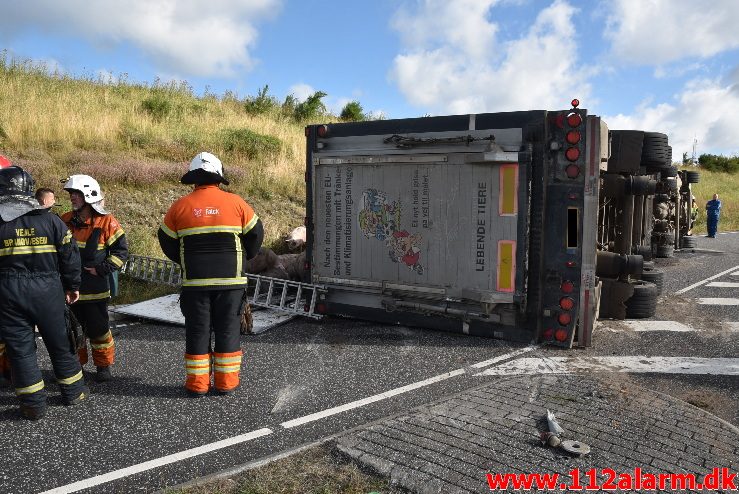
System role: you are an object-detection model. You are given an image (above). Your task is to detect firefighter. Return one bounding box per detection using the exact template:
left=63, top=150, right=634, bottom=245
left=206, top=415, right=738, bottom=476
left=61, top=174, right=128, bottom=381
left=0, top=166, right=88, bottom=419
left=705, top=193, right=722, bottom=238
left=158, top=152, right=263, bottom=396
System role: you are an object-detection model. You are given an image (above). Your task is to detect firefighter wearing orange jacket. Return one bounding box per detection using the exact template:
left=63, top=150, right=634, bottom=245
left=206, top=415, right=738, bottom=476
left=158, top=152, right=263, bottom=396
left=61, top=175, right=128, bottom=382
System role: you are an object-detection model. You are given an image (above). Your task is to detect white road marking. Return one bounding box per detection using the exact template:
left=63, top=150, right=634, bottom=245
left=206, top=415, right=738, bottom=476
left=706, top=282, right=739, bottom=288
left=676, top=265, right=739, bottom=294
left=698, top=298, right=739, bottom=305
left=40, top=428, right=273, bottom=494
left=280, top=369, right=466, bottom=428
left=476, top=356, right=739, bottom=376
left=469, top=345, right=539, bottom=368
left=280, top=345, right=538, bottom=428
left=621, top=321, right=695, bottom=332
left=731, top=271, right=739, bottom=277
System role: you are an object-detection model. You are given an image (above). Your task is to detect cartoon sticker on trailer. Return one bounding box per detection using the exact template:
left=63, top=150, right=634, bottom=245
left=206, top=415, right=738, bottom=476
left=358, top=188, right=423, bottom=274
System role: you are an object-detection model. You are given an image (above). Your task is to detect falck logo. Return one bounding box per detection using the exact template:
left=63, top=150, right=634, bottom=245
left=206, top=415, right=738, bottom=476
left=193, top=208, right=203, bottom=217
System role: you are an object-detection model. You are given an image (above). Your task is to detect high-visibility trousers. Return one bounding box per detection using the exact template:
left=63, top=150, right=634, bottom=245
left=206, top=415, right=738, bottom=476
left=71, top=301, right=115, bottom=367
left=0, top=274, right=86, bottom=409
left=180, top=289, right=244, bottom=393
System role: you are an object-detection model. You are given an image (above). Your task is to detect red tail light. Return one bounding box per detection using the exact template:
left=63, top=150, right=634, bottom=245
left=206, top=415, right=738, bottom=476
left=567, top=113, right=582, bottom=127
left=559, top=297, right=575, bottom=310
left=565, top=147, right=580, bottom=161
left=555, top=328, right=569, bottom=341
left=543, top=328, right=554, bottom=340
left=571, top=99, right=580, bottom=108
left=558, top=312, right=572, bottom=325
left=565, top=260, right=577, bottom=268
left=561, top=280, right=575, bottom=293
left=566, top=131, right=581, bottom=144
left=317, top=125, right=329, bottom=137
left=565, top=164, right=580, bottom=178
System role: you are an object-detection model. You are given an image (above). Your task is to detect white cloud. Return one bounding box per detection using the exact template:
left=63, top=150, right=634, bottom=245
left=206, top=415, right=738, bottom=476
left=0, top=0, right=281, bottom=77
left=604, top=73, right=739, bottom=157
left=390, top=0, right=592, bottom=114
left=604, top=0, right=739, bottom=65
left=287, top=83, right=316, bottom=102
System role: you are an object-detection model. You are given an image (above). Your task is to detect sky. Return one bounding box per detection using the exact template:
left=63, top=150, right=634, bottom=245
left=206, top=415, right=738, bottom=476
left=1, top=0, right=738, bottom=158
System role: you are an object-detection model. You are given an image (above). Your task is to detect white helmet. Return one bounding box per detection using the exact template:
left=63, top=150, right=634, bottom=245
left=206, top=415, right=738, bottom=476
left=181, top=151, right=229, bottom=185
left=64, top=174, right=108, bottom=214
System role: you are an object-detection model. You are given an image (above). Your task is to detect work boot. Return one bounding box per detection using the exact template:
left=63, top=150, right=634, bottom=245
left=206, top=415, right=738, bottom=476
left=215, top=388, right=236, bottom=396
left=20, top=405, right=46, bottom=421
left=64, top=386, right=90, bottom=406
left=95, top=366, right=112, bottom=382
left=185, top=388, right=207, bottom=398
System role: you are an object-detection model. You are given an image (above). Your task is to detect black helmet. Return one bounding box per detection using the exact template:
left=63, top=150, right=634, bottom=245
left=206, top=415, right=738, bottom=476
left=0, top=166, right=35, bottom=197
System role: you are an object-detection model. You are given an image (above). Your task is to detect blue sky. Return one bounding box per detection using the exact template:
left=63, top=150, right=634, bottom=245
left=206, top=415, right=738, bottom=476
left=1, top=0, right=738, bottom=157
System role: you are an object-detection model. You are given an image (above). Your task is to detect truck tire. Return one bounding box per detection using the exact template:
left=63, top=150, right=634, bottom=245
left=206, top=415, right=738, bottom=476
left=643, top=260, right=655, bottom=269
left=662, top=166, right=678, bottom=177
left=655, top=244, right=674, bottom=258
left=641, top=267, right=664, bottom=295
left=642, top=133, right=670, bottom=167
left=625, top=281, right=658, bottom=318
left=681, top=235, right=697, bottom=249
left=686, top=171, right=700, bottom=184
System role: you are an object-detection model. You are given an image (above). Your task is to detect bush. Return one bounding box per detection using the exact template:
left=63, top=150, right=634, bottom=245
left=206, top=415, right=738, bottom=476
left=141, top=94, right=173, bottom=121
left=340, top=101, right=366, bottom=122
left=699, top=154, right=739, bottom=174
left=219, top=128, right=282, bottom=160
left=244, top=85, right=279, bottom=116
left=294, top=91, right=327, bottom=122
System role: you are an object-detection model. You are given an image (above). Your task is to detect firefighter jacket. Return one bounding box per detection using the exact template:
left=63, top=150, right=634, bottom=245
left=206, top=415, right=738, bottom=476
left=158, top=185, right=263, bottom=290
left=0, top=209, right=81, bottom=290
left=60, top=211, right=128, bottom=302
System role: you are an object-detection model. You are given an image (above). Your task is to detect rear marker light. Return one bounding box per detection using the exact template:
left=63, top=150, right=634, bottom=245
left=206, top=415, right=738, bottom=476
left=561, top=280, right=575, bottom=293
left=571, top=99, right=580, bottom=108
left=566, top=131, right=581, bottom=144
left=567, top=113, right=582, bottom=127
left=558, top=312, right=572, bottom=326
left=555, top=328, right=569, bottom=342
left=565, top=261, right=577, bottom=268
left=560, top=297, right=575, bottom=310
left=317, top=125, right=329, bottom=137
left=565, top=147, right=580, bottom=161
left=565, top=164, right=580, bottom=178
left=543, top=328, right=554, bottom=340
left=568, top=192, right=578, bottom=200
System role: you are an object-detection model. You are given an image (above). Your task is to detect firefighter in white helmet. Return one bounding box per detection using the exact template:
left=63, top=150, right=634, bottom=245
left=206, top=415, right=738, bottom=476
left=61, top=174, right=128, bottom=382
left=158, top=152, right=263, bottom=396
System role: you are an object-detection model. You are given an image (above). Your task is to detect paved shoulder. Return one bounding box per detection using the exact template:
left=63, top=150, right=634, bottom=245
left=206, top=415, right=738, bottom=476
left=336, top=375, right=739, bottom=493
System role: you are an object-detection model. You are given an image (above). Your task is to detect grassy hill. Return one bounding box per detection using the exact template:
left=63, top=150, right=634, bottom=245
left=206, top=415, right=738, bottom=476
left=1, top=54, right=736, bottom=260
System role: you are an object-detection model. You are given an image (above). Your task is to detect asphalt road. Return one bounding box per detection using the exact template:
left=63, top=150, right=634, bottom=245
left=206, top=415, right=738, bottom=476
left=1, top=232, right=737, bottom=494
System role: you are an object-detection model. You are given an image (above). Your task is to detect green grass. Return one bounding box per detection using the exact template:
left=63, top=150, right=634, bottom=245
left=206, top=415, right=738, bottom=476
left=682, top=167, right=739, bottom=233
left=170, top=444, right=397, bottom=494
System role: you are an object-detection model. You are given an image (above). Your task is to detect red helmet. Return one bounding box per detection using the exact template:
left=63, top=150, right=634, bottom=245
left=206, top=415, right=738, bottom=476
left=0, top=155, right=11, bottom=168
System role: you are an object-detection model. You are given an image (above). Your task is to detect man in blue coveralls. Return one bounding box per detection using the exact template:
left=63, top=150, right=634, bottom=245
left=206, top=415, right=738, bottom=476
left=705, top=193, right=722, bottom=238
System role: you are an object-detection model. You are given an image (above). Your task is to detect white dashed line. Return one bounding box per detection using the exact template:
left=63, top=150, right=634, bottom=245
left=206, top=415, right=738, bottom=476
left=621, top=321, right=695, bottom=332
left=676, top=265, right=739, bottom=294
left=40, top=428, right=273, bottom=494
left=706, top=282, right=739, bottom=288
left=476, top=356, right=739, bottom=376
left=698, top=298, right=739, bottom=305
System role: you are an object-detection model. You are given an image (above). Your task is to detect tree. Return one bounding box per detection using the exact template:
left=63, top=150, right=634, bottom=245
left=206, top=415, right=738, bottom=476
left=293, top=91, right=327, bottom=122
left=340, top=101, right=366, bottom=122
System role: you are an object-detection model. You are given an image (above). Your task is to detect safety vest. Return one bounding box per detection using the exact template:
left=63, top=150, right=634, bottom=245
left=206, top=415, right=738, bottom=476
left=160, top=185, right=259, bottom=289
left=60, top=211, right=128, bottom=302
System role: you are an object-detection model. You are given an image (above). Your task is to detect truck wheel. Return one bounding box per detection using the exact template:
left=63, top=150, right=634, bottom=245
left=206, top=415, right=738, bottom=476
left=643, top=260, right=655, bottom=269
left=641, top=267, right=664, bottom=295
left=655, top=244, right=674, bottom=258
left=642, top=133, right=670, bottom=167
left=681, top=235, right=697, bottom=249
left=662, top=166, right=678, bottom=177
left=625, top=281, right=658, bottom=318
left=686, top=171, right=700, bottom=184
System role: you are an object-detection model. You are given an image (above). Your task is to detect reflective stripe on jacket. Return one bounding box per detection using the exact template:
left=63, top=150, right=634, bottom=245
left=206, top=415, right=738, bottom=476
left=0, top=209, right=81, bottom=290
left=158, top=185, right=259, bottom=289
left=60, top=211, right=128, bottom=301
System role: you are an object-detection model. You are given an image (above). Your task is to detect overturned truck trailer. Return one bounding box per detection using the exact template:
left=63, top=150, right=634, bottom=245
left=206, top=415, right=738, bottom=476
left=304, top=101, right=610, bottom=348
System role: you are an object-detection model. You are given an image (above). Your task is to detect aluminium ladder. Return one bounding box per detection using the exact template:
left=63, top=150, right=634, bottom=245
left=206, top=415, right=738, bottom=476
left=122, top=254, right=326, bottom=319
